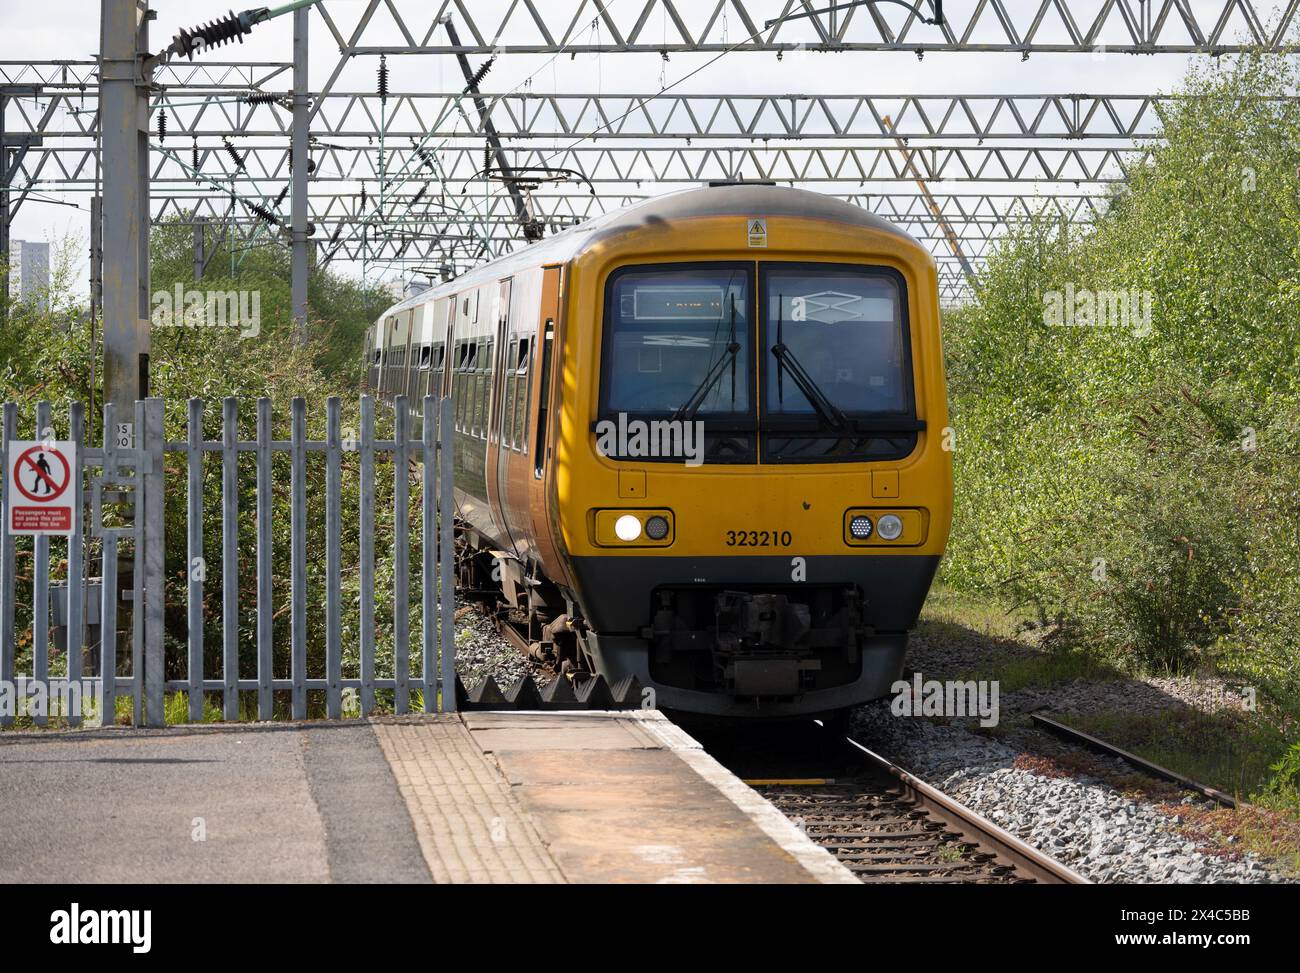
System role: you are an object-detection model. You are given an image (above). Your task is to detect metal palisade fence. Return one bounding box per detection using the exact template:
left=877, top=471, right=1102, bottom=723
left=0, top=395, right=456, bottom=728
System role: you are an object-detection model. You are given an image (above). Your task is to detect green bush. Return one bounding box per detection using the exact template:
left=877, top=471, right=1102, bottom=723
left=940, top=53, right=1300, bottom=697
left=2, top=217, right=417, bottom=719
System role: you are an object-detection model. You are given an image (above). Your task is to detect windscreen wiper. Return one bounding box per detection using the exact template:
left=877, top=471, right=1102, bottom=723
left=771, top=294, right=850, bottom=432
left=671, top=293, right=740, bottom=422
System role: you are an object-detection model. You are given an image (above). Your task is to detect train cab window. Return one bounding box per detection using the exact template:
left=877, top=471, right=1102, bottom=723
left=600, top=262, right=755, bottom=463
left=759, top=263, right=919, bottom=464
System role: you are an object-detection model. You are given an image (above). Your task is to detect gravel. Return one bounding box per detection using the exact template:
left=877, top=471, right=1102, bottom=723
left=452, top=604, right=549, bottom=689
left=450, top=596, right=1291, bottom=884
left=850, top=702, right=1289, bottom=884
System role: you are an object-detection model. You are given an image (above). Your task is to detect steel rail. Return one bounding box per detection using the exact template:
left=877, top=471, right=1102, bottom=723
left=1031, top=712, right=1239, bottom=809
left=844, top=734, right=1090, bottom=884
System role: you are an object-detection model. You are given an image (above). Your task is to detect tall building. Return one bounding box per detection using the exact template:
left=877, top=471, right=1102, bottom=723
left=8, top=240, right=51, bottom=311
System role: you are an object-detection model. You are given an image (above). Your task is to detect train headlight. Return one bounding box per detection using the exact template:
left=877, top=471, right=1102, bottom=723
left=594, top=509, right=674, bottom=546
left=848, top=515, right=874, bottom=540
left=876, top=514, right=903, bottom=541
left=614, top=514, right=642, bottom=541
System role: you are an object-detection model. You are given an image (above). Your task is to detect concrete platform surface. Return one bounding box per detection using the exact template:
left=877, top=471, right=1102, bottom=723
left=0, top=711, right=857, bottom=884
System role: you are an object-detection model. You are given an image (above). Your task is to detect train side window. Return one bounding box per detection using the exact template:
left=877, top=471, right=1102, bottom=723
left=463, top=340, right=476, bottom=433
left=454, top=340, right=468, bottom=431
left=513, top=336, right=531, bottom=451
left=479, top=338, right=493, bottom=441
left=425, top=343, right=443, bottom=399
left=503, top=342, right=518, bottom=450
left=533, top=320, right=554, bottom=477
left=472, top=339, right=486, bottom=439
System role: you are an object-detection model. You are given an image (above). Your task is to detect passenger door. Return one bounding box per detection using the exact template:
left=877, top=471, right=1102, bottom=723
left=486, top=279, right=513, bottom=548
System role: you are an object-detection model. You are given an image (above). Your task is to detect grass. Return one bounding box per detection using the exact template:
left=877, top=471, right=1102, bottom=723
left=921, top=585, right=1300, bottom=872
left=918, top=586, right=1031, bottom=642
left=918, top=587, right=1123, bottom=692
left=1064, top=707, right=1290, bottom=806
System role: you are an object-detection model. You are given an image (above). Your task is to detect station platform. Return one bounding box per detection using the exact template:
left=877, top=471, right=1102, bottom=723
left=0, top=710, right=856, bottom=884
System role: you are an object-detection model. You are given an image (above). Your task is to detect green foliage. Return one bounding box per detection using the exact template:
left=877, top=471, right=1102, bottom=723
left=148, top=219, right=390, bottom=386
left=2, top=215, right=425, bottom=721
left=940, top=52, right=1300, bottom=719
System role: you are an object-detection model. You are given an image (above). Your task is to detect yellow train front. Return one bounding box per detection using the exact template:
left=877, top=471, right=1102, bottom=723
left=366, top=183, right=953, bottom=719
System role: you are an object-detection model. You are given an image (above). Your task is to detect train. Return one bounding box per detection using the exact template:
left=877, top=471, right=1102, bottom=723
left=363, top=182, right=953, bottom=719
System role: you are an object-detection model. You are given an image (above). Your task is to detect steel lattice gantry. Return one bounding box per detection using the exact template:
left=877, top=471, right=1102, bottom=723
left=3, top=0, right=1299, bottom=303
left=0, top=57, right=1195, bottom=297
left=309, top=0, right=1300, bottom=55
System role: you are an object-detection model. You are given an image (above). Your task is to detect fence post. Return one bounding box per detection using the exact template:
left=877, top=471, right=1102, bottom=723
left=393, top=396, right=410, bottom=715
left=0, top=403, right=14, bottom=727
left=290, top=398, right=307, bottom=720
left=67, top=403, right=85, bottom=727
left=100, top=402, right=118, bottom=725
left=325, top=396, right=342, bottom=720
left=186, top=398, right=205, bottom=722
left=255, top=397, right=273, bottom=720
left=421, top=396, right=436, bottom=713
left=358, top=396, right=376, bottom=716
left=439, top=397, right=456, bottom=712
left=33, top=401, right=50, bottom=726
left=221, top=397, right=239, bottom=721
left=131, top=400, right=145, bottom=727
left=142, top=398, right=166, bottom=727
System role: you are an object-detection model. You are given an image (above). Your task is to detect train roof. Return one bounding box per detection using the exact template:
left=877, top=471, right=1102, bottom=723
left=379, top=184, right=921, bottom=318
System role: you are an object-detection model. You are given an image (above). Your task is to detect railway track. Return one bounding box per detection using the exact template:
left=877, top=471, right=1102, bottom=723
left=689, top=719, right=1088, bottom=885
left=1031, top=712, right=1239, bottom=808
left=469, top=588, right=1085, bottom=882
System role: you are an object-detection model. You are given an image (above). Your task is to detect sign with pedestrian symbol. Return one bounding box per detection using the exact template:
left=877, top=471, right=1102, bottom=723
left=7, top=441, right=76, bottom=536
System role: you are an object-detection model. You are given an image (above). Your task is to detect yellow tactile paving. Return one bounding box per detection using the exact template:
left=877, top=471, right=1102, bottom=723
left=370, top=716, right=565, bottom=884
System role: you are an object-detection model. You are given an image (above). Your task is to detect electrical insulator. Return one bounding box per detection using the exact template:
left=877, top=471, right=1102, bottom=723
left=168, top=10, right=258, bottom=62
left=223, top=138, right=246, bottom=171
left=466, top=56, right=494, bottom=92
left=246, top=201, right=279, bottom=226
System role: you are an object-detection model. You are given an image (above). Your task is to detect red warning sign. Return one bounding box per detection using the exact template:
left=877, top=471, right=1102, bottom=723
left=7, top=441, right=76, bottom=536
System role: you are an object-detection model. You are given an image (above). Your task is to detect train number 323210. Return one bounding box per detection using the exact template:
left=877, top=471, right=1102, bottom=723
left=725, top=529, right=793, bottom=547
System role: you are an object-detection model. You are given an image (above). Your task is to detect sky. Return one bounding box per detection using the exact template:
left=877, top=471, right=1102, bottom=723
left=0, top=0, right=1271, bottom=296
